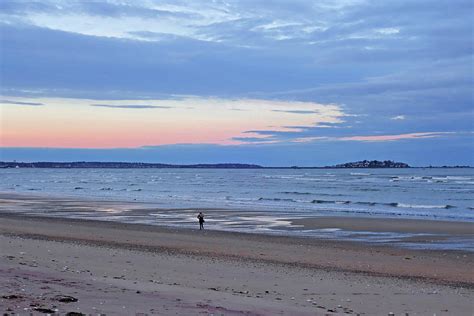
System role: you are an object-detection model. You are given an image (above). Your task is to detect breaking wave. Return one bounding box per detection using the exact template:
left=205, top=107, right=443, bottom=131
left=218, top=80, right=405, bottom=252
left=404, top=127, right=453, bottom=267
left=258, top=197, right=296, bottom=202
left=310, top=199, right=455, bottom=209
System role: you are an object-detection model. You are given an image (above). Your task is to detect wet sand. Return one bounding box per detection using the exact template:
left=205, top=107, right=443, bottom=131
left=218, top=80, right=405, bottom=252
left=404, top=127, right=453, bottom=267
left=291, top=217, right=474, bottom=235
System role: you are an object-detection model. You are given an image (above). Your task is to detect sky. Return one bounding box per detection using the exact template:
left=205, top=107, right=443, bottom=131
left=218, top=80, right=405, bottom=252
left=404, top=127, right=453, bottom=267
left=0, top=0, right=473, bottom=166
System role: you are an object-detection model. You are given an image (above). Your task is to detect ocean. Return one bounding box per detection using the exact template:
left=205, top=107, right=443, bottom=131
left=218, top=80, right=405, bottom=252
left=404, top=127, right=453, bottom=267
left=1, top=168, right=473, bottom=250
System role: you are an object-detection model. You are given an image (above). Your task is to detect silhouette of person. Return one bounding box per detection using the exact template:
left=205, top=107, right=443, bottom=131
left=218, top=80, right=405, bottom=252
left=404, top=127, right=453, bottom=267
left=197, top=212, right=205, bottom=230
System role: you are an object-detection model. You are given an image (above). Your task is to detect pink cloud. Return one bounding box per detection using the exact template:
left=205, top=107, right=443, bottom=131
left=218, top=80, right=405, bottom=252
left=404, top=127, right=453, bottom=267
left=338, top=132, right=455, bottom=142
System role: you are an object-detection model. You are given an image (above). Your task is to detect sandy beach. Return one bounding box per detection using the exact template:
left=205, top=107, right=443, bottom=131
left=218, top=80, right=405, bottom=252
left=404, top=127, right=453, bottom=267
left=0, top=196, right=473, bottom=315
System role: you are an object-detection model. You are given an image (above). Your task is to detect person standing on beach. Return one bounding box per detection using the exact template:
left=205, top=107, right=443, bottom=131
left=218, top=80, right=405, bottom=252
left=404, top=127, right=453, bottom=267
left=197, top=212, right=205, bottom=230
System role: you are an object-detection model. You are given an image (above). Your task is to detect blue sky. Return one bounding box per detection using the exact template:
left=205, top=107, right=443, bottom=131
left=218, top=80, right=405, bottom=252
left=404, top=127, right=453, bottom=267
left=0, top=0, right=473, bottom=166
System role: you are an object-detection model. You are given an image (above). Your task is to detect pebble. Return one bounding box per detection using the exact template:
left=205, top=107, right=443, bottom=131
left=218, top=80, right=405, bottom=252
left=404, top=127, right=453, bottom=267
left=56, top=295, right=78, bottom=303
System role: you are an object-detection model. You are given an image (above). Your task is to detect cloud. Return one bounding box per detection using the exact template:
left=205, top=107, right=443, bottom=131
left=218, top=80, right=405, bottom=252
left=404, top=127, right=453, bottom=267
left=90, top=104, right=173, bottom=109
left=0, top=1, right=235, bottom=42
left=3, top=0, right=472, bottom=53
left=271, top=109, right=317, bottom=114
left=338, top=132, right=456, bottom=142
left=0, top=99, right=43, bottom=106
left=231, top=136, right=277, bottom=144
left=0, top=24, right=320, bottom=98
left=292, top=136, right=329, bottom=143
left=127, top=31, right=183, bottom=41
left=264, top=131, right=468, bottom=145
left=391, top=115, right=406, bottom=120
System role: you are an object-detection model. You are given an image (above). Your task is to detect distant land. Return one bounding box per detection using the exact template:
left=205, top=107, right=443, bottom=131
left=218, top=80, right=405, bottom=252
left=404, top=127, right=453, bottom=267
left=0, top=160, right=471, bottom=169
left=333, top=160, right=409, bottom=168
left=0, top=162, right=262, bottom=169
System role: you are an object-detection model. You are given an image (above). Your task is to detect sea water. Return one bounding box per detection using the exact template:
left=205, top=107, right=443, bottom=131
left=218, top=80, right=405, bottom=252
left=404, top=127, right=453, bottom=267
left=1, top=168, right=473, bottom=250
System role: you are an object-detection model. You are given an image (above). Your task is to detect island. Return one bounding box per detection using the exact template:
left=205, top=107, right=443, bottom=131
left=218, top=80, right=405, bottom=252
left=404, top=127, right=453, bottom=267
left=332, top=160, right=410, bottom=168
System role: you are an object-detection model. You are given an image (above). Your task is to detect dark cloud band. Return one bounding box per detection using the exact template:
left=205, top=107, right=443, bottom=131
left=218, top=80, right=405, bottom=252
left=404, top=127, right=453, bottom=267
left=1, top=100, right=44, bottom=106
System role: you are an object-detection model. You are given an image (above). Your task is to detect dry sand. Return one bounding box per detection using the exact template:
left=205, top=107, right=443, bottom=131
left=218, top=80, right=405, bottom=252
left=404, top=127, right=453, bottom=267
left=0, top=194, right=473, bottom=315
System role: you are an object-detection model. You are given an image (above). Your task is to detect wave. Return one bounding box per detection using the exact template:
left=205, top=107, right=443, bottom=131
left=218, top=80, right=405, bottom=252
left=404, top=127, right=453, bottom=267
left=391, top=175, right=474, bottom=183
left=350, top=172, right=371, bottom=176
left=258, top=197, right=296, bottom=202
left=354, top=188, right=380, bottom=192
left=279, top=191, right=346, bottom=197
left=310, top=199, right=456, bottom=210
left=355, top=201, right=377, bottom=206
left=446, top=176, right=474, bottom=180
left=263, top=175, right=301, bottom=179
left=393, top=203, right=455, bottom=209
left=279, top=191, right=312, bottom=195
left=314, top=207, right=471, bottom=221
left=312, top=199, right=350, bottom=204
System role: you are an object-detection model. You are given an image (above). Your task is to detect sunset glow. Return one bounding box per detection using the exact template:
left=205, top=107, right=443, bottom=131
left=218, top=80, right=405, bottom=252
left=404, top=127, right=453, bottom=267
left=1, top=97, right=345, bottom=148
